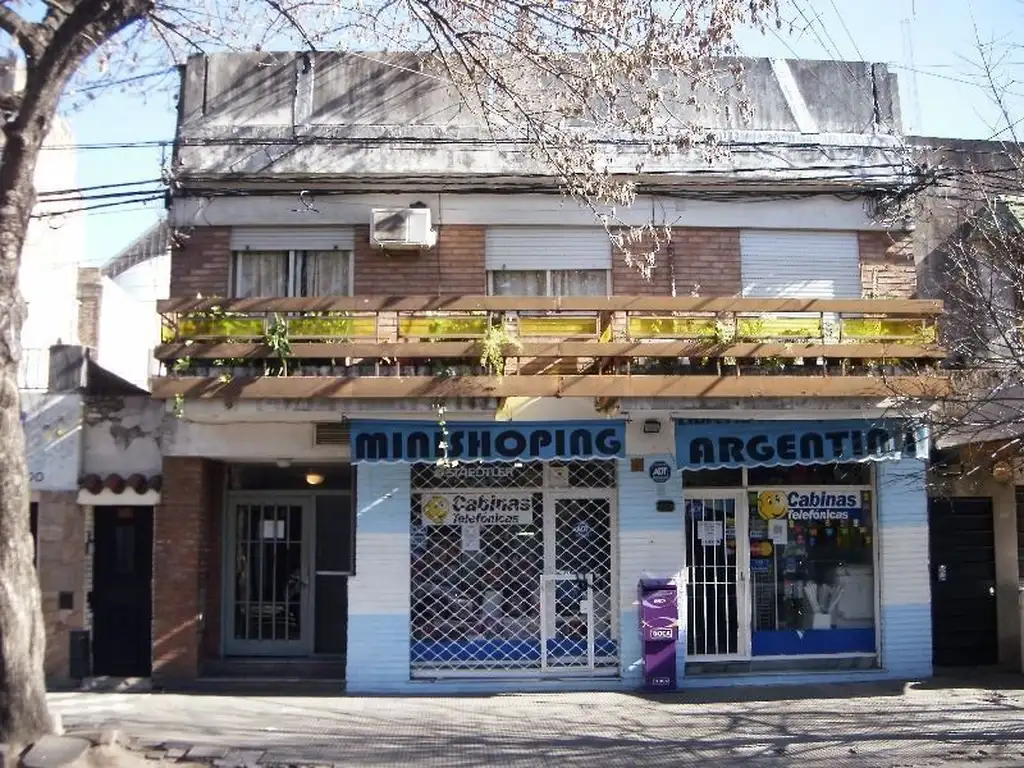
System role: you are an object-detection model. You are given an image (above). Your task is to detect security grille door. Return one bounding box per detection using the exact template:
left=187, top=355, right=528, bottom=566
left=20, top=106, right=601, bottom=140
left=409, top=461, right=618, bottom=677
left=542, top=496, right=616, bottom=670
left=685, top=492, right=749, bottom=658
left=227, top=497, right=314, bottom=655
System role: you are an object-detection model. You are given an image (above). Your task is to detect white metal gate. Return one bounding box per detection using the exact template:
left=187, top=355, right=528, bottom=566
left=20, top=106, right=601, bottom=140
left=410, top=461, right=618, bottom=677
left=684, top=491, right=750, bottom=659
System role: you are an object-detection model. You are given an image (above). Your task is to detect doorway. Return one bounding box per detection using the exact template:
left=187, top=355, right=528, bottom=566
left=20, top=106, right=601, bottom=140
left=225, top=491, right=353, bottom=658
left=226, top=496, right=315, bottom=656
left=684, top=491, right=749, bottom=659
left=928, top=497, right=999, bottom=666
left=91, top=506, right=153, bottom=677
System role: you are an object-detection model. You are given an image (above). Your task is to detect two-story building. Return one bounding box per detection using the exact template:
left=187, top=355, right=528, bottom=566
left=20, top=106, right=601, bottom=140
left=146, top=52, right=948, bottom=692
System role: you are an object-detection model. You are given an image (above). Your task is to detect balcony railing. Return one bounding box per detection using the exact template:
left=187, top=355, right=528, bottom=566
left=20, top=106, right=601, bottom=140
left=152, top=295, right=950, bottom=400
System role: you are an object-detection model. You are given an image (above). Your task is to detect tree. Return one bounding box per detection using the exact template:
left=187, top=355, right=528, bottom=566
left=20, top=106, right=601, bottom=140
left=0, top=0, right=778, bottom=745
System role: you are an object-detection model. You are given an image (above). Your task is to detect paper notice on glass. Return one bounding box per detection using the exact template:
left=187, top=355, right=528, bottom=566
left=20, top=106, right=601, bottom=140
left=769, top=519, right=788, bottom=545
left=697, top=520, right=724, bottom=545
left=262, top=519, right=285, bottom=540
left=461, top=523, right=481, bottom=552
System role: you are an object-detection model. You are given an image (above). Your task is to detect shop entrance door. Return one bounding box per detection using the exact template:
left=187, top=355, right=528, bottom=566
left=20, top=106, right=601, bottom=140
left=684, top=491, right=749, bottom=659
left=928, top=497, right=998, bottom=667
left=226, top=496, right=314, bottom=656
left=540, top=494, right=617, bottom=672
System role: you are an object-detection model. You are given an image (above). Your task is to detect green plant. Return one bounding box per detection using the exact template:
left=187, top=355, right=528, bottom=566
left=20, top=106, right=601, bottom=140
left=172, top=393, right=186, bottom=419
left=479, top=322, right=521, bottom=376
left=172, top=356, right=192, bottom=373
left=264, top=313, right=292, bottom=376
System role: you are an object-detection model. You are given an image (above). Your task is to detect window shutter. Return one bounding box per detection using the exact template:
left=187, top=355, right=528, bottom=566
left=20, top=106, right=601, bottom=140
left=741, top=230, right=861, bottom=298
left=485, top=227, right=611, bottom=271
left=230, top=227, right=355, bottom=252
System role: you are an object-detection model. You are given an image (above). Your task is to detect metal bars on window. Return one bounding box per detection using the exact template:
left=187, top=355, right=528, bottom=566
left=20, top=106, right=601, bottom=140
left=684, top=496, right=741, bottom=658
left=233, top=503, right=304, bottom=642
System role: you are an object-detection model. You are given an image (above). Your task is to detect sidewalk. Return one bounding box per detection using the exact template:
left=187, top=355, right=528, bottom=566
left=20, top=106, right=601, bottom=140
left=48, top=676, right=1024, bottom=767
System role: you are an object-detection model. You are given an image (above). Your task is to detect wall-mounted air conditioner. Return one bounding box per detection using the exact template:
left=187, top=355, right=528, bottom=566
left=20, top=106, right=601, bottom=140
left=371, top=208, right=437, bottom=250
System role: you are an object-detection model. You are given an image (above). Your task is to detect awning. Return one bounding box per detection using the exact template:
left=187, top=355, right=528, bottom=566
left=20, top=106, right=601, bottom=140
left=350, top=419, right=625, bottom=464
left=674, top=419, right=927, bottom=470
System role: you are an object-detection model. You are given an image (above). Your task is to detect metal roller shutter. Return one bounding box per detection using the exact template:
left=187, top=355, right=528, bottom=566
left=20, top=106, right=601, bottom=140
left=485, top=227, right=611, bottom=271
left=230, top=227, right=355, bottom=252
left=740, top=230, right=861, bottom=298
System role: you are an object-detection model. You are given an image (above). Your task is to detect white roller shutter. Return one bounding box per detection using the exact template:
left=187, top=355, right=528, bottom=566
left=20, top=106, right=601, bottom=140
left=485, top=227, right=611, bottom=271
left=740, top=230, right=861, bottom=298
left=230, top=227, right=355, bottom=252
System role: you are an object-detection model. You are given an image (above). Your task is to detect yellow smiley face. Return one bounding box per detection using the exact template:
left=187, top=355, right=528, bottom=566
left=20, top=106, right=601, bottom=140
left=757, top=491, right=789, bottom=521
left=423, top=496, right=450, bottom=524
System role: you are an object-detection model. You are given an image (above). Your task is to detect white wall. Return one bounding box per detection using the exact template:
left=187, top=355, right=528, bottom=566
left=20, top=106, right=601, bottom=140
left=18, top=116, right=85, bottom=388
left=82, top=396, right=165, bottom=478
left=96, top=276, right=159, bottom=389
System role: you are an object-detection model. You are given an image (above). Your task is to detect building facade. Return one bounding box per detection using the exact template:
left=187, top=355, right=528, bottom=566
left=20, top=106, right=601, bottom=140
left=141, top=52, right=948, bottom=691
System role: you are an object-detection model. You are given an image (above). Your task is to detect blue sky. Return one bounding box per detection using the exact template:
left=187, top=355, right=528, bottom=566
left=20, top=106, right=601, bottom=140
left=63, top=0, right=1024, bottom=266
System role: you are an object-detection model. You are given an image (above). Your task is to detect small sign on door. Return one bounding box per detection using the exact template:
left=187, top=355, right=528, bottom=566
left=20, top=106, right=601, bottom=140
left=696, top=520, right=723, bottom=546
left=262, top=519, right=285, bottom=540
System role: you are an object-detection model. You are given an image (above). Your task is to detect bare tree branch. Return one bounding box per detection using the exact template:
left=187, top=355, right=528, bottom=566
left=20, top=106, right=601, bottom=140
left=0, top=5, right=46, bottom=61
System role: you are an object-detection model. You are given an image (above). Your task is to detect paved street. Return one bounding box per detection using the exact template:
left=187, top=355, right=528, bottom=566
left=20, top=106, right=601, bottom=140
left=48, top=677, right=1024, bottom=767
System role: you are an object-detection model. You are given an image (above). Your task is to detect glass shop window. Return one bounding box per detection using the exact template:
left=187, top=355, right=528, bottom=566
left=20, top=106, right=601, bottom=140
left=748, top=486, right=876, bottom=657
left=681, top=468, right=744, bottom=488
left=747, top=463, right=871, bottom=486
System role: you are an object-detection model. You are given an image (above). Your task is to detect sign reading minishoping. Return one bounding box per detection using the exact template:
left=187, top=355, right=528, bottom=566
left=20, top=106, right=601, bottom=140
left=350, top=420, right=625, bottom=463
left=674, top=419, right=925, bottom=470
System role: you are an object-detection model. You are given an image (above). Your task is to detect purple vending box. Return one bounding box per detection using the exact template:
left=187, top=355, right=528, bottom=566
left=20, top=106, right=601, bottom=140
left=638, top=578, right=678, bottom=691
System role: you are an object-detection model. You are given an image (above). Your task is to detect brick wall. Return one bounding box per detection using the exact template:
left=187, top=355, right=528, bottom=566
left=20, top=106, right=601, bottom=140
left=612, top=232, right=673, bottom=295
left=76, top=269, right=102, bottom=351
left=170, top=227, right=232, bottom=297
left=611, top=228, right=742, bottom=297
left=671, top=228, right=742, bottom=297
left=153, top=457, right=222, bottom=682
left=36, top=491, right=86, bottom=682
left=353, top=224, right=486, bottom=295
left=859, top=231, right=916, bottom=299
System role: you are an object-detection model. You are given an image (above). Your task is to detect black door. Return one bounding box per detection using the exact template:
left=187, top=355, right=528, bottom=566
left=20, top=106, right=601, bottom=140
left=928, top=497, right=998, bottom=667
left=92, top=506, right=153, bottom=677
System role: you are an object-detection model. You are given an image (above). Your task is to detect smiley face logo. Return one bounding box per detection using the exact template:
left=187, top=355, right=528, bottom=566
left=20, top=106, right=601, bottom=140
left=757, top=491, right=788, bottom=521
left=422, top=495, right=450, bottom=524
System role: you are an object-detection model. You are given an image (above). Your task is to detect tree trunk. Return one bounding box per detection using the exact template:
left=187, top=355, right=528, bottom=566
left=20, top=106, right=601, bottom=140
left=0, top=0, right=155, bottom=744
left=0, top=70, right=54, bottom=752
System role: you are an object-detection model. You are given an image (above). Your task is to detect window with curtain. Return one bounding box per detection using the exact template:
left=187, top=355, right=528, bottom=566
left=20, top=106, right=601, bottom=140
left=489, top=269, right=608, bottom=296
left=232, top=250, right=353, bottom=297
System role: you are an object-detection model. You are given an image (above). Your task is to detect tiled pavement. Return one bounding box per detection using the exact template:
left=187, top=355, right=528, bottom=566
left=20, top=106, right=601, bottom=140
left=48, top=676, right=1024, bottom=767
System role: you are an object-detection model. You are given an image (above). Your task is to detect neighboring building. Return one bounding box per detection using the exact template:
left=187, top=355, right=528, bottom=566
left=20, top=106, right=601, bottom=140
left=910, top=136, right=1024, bottom=673
left=136, top=53, right=947, bottom=692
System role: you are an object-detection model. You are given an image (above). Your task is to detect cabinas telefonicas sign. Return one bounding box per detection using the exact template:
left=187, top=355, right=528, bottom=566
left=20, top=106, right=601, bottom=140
left=674, top=419, right=924, bottom=469
left=350, top=420, right=625, bottom=463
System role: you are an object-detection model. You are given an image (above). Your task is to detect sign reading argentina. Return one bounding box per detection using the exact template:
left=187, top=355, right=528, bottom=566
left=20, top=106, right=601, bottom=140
left=351, top=420, right=625, bottom=463
left=674, top=419, right=925, bottom=470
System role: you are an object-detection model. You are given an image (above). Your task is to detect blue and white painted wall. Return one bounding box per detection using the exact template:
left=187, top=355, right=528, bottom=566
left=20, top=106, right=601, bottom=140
left=876, top=458, right=932, bottom=678
left=347, top=463, right=412, bottom=693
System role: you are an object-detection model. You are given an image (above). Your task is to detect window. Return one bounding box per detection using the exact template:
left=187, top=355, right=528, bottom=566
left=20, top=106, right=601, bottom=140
left=232, top=250, right=353, bottom=298
left=488, top=269, right=609, bottom=297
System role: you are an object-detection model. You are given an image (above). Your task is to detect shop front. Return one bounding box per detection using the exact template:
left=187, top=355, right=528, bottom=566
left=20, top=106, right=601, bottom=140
left=351, top=419, right=625, bottom=682
left=676, top=418, right=928, bottom=676
left=345, top=414, right=932, bottom=692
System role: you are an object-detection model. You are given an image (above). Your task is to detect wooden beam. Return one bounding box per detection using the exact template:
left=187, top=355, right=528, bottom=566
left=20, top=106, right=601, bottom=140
left=157, top=295, right=944, bottom=316
left=155, top=341, right=948, bottom=361
left=151, top=374, right=952, bottom=400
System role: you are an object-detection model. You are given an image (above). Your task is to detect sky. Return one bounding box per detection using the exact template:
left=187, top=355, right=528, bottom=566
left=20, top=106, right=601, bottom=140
left=57, top=0, right=1024, bottom=268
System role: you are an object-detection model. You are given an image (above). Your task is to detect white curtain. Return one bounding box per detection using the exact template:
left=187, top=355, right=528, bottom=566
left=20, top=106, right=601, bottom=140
left=301, top=250, right=351, bottom=296
left=552, top=269, right=607, bottom=296
left=234, top=251, right=287, bottom=297
left=490, top=270, right=546, bottom=296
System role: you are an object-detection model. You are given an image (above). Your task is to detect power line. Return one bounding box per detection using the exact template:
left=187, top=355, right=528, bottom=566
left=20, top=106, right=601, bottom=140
left=30, top=194, right=165, bottom=219
left=827, top=0, right=866, bottom=62
left=37, top=179, right=163, bottom=197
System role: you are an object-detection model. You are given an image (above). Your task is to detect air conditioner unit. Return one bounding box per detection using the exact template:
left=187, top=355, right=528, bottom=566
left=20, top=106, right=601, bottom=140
left=371, top=207, right=437, bottom=249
